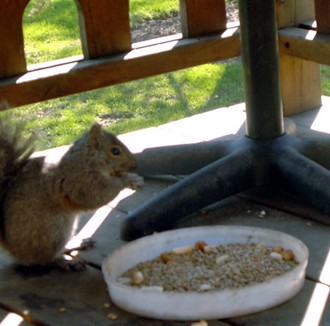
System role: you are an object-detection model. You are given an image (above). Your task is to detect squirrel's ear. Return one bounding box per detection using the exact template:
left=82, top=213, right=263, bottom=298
left=88, top=123, right=102, bottom=147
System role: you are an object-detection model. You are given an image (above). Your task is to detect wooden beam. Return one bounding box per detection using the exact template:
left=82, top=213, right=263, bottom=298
left=0, top=28, right=240, bottom=109
left=278, top=27, right=330, bottom=65
left=180, top=0, right=226, bottom=37
left=0, top=0, right=29, bottom=78
left=314, top=0, right=330, bottom=34
left=75, top=0, right=131, bottom=59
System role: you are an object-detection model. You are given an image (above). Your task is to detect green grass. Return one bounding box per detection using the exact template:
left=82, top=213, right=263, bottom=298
left=321, top=65, right=330, bottom=97
left=5, top=63, right=244, bottom=149
left=24, top=0, right=82, bottom=64
left=2, top=0, right=330, bottom=150
left=130, top=0, right=178, bottom=27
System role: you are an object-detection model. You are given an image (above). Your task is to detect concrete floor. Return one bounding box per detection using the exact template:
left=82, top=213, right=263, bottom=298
left=0, top=99, right=329, bottom=325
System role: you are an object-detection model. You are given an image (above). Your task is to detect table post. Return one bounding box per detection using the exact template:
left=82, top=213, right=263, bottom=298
left=238, top=0, right=284, bottom=139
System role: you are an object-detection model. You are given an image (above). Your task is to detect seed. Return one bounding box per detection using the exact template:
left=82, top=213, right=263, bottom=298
left=119, top=243, right=298, bottom=293
left=58, top=307, right=67, bottom=313
left=107, top=313, right=118, bottom=320
left=160, top=253, right=171, bottom=263
left=103, top=302, right=111, bottom=308
left=203, top=245, right=217, bottom=253
left=216, top=254, right=229, bottom=265
left=273, top=246, right=284, bottom=253
left=132, top=271, right=144, bottom=285
left=270, top=252, right=283, bottom=260
left=172, top=246, right=193, bottom=255
left=282, top=250, right=295, bottom=261
left=195, top=241, right=208, bottom=252
left=256, top=242, right=268, bottom=253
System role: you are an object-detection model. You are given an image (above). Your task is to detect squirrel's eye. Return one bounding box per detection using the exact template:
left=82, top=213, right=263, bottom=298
left=111, top=146, right=121, bottom=156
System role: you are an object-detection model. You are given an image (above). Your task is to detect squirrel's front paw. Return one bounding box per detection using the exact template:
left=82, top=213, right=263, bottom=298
left=125, top=173, right=144, bottom=190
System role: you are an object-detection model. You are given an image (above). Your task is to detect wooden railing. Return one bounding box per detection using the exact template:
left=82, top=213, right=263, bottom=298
left=0, top=0, right=329, bottom=116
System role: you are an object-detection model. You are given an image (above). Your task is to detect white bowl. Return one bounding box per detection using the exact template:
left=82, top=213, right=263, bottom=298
left=102, top=226, right=308, bottom=321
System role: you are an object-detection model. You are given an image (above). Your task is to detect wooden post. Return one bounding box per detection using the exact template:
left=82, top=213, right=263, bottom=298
left=180, top=0, right=226, bottom=37
left=314, top=0, right=330, bottom=34
left=277, top=0, right=322, bottom=116
left=75, top=0, right=131, bottom=59
left=0, top=0, right=30, bottom=78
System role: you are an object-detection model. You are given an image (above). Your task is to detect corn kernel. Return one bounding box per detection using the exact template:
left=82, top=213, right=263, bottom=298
left=282, top=250, right=295, bottom=261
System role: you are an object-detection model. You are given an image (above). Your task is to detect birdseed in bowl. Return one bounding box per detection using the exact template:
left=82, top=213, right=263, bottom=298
left=118, top=241, right=298, bottom=293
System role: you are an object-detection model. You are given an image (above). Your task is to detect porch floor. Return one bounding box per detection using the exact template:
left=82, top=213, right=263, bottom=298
left=1, top=98, right=330, bottom=326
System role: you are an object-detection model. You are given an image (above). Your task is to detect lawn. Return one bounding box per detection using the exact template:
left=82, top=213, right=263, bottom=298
left=2, top=0, right=329, bottom=150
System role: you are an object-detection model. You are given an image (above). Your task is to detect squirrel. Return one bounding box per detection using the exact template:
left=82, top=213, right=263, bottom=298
left=0, top=120, right=143, bottom=271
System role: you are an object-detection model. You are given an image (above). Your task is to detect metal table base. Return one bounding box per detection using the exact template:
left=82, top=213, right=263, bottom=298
left=121, top=0, right=330, bottom=240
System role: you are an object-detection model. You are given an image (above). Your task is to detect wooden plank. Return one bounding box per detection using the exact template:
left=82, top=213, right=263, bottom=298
left=0, top=0, right=29, bottom=78
left=314, top=0, right=330, bottom=34
left=0, top=28, right=240, bottom=109
left=276, top=0, right=315, bottom=28
left=75, top=0, right=131, bottom=59
left=280, top=55, right=321, bottom=116
left=279, top=27, right=330, bottom=65
left=276, top=0, right=321, bottom=116
left=0, top=266, right=116, bottom=325
left=180, top=0, right=226, bottom=37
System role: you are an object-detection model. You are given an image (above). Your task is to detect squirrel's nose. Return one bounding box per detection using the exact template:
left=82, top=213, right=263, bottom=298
left=120, top=159, right=137, bottom=172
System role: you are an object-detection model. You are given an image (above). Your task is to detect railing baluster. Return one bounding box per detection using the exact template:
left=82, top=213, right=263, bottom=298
left=180, top=0, right=226, bottom=38
left=314, top=0, right=330, bottom=34
left=0, top=0, right=29, bottom=78
left=75, top=0, right=131, bottom=59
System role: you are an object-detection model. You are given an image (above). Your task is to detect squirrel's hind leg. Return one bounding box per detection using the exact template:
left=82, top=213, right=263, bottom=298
left=55, top=238, right=96, bottom=271
left=52, top=256, right=87, bottom=272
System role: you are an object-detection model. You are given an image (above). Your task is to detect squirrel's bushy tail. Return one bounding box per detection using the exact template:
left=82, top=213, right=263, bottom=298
left=0, top=119, right=35, bottom=199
